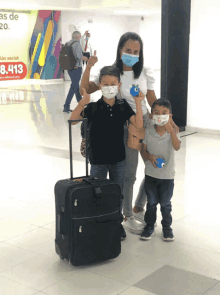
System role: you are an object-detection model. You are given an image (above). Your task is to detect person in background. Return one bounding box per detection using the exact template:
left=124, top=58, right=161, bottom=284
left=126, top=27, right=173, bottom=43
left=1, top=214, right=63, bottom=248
left=140, top=99, right=181, bottom=241
left=81, top=30, right=93, bottom=67
left=63, top=31, right=88, bottom=113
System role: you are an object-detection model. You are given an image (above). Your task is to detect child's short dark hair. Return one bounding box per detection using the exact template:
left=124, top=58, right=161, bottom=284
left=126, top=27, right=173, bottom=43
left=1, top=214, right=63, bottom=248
left=99, top=66, right=121, bottom=83
left=151, top=98, right=172, bottom=113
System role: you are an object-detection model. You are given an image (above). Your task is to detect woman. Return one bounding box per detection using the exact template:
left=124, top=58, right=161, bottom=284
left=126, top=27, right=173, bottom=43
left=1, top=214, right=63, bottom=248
left=80, top=32, right=178, bottom=238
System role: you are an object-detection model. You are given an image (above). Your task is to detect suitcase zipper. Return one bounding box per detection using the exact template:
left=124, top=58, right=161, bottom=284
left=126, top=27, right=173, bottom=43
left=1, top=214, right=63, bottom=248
left=71, top=183, right=121, bottom=196
left=77, top=210, right=119, bottom=234
left=72, top=209, right=120, bottom=220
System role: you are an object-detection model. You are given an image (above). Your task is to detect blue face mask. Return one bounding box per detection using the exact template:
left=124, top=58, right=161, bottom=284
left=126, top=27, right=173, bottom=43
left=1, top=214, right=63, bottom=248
left=121, top=53, right=139, bottom=67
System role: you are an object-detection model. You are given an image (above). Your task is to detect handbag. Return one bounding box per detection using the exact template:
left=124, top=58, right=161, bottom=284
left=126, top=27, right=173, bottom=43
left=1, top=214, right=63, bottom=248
left=127, top=122, right=146, bottom=151
left=118, top=87, right=145, bottom=151
left=80, top=120, right=90, bottom=158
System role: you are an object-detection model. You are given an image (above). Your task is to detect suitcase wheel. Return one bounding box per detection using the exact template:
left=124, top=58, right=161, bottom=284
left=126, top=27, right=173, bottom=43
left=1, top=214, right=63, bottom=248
left=55, top=240, right=64, bottom=260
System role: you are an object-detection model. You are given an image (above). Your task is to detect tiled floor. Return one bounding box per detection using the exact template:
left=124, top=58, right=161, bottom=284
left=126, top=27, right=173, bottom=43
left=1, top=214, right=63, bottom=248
left=0, top=82, right=220, bottom=295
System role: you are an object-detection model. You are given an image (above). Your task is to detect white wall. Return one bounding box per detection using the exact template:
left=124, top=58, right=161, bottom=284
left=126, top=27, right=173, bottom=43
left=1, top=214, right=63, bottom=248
left=61, top=11, right=137, bottom=70
left=139, top=14, right=161, bottom=71
left=61, top=10, right=133, bottom=99
left=139, top=14, right=161, bottom=99
left=187, top=0, right=220, bottom=131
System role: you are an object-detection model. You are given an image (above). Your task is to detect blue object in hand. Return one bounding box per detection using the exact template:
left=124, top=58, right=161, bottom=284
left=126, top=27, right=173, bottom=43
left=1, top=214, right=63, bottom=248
left=155, top=158, right=165, bottom=168
left=130, top=84, right=140, bottom=97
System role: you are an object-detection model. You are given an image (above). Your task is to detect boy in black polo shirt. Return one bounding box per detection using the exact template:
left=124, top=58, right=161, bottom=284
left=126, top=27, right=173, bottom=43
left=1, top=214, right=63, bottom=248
left=70, top=66, right=143, bottom=240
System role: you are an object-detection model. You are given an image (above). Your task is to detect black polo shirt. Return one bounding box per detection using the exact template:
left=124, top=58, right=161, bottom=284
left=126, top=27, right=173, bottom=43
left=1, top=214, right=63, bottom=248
left=81, top=96, right=135, bottom=165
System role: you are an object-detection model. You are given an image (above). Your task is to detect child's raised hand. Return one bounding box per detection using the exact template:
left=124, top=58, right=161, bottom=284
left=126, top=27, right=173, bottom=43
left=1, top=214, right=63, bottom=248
left=165, top=115, right=175, bottom=134
left=169, top=115, right=179, bottom=133
left=134, top=90, right=145, bottom=102
left=80, top=88, right=90, bottom=106
left=87, top=52, right=98, bottom=68
left=149, top=154, right=159, bottom=168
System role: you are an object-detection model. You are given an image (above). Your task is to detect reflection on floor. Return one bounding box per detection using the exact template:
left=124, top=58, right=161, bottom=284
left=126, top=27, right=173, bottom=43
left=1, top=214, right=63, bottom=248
left=0, top=82, right=220, bottom=295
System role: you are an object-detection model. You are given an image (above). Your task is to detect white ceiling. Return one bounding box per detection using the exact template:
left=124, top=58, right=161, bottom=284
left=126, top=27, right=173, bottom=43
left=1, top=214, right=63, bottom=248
left=0, top=0, right=161, bottom=15
left=80, top=0, right=161, bottom=14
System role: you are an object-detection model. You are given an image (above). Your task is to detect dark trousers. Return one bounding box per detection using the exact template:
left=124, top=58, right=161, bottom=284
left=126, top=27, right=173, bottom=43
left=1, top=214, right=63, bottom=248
left=82, top=52, right=90, bottom=65
left=90, top=160, right=125, bottom=223
left=144, top=175, right=174, bottom=229
left=64, top=67, right=82, bottom=108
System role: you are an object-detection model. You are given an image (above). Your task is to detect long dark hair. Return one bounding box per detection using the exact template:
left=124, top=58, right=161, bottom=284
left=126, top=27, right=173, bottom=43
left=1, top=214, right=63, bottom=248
left=113, top=32, right=144, bottom=79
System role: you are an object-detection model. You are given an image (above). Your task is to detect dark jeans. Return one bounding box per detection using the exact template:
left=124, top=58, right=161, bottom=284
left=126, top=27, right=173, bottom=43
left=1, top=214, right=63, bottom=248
left=64, top=67, right=82, bottom=108
left=82, top=52, right=90, bottom=65
left=144, top=175, right=174, bottom=229
left=90, top=160, right=125, bottom=223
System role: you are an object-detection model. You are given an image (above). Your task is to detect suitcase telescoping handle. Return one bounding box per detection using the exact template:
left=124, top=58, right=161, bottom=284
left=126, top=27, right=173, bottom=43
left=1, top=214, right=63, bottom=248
left=67, top=119, right=89, bottom=179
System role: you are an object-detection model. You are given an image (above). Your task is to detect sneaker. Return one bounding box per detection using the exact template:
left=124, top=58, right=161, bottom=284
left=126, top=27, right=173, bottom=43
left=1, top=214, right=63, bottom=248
left=122, top=216, right=145, bottom=235
left=63, top=108, right=70, bottom=113
left=162, top=228, right=174, bottom=241
left=140, top=226, right=155, bottom=240
left=133, top=210, right=145, bottom=224
left=133, top=210, right=157, bottom=227
left=63, top=108, right=73, bottom=113
left=120, top=224, right=126, bottom=241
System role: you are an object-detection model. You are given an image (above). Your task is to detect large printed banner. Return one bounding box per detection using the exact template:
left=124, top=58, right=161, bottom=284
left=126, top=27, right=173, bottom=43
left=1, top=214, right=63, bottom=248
left=0, top=10, right=63, bottom=81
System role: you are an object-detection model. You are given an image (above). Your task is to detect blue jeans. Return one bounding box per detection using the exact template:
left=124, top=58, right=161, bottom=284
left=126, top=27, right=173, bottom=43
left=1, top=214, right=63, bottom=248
left=64, top=67, right=82, bottom=108
left=90, top=160, right=125, bottom=221
left=144, top=175, right=174, bottom=229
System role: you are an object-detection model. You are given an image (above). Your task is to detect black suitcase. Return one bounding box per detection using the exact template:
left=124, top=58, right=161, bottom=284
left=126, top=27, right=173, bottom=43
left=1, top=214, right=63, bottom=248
left=55, top=119, right=122, bottom=266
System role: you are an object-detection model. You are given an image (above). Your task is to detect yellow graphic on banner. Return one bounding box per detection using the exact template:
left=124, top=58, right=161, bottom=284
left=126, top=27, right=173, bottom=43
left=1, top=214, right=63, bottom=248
left=38, top=20, right=54, bottom=68
left=34, top=73, right=40, bottom=79
left=27, top=33, right=41, bottom=79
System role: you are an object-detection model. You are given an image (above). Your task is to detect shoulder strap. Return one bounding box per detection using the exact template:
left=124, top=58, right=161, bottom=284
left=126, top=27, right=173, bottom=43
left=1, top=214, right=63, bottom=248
left=65, top=40, right=78, bottom=46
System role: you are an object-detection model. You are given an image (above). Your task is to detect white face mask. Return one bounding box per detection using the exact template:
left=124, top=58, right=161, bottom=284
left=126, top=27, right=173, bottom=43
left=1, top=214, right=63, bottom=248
left=101, top=86, right=118, bottom=100
left=152, top=114, right=169, bottom=126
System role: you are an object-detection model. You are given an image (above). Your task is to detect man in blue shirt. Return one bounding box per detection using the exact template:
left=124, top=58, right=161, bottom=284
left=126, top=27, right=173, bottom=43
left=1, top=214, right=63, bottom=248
left=63, top=31, right=88, bottom=113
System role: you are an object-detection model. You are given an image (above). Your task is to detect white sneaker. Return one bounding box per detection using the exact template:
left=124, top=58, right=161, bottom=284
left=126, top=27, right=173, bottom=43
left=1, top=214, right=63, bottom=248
left=122, top=216, right=145, bottom=235
left=133, top=210, right=146, bottom=224
left=133, top=210, right=157, bottom=227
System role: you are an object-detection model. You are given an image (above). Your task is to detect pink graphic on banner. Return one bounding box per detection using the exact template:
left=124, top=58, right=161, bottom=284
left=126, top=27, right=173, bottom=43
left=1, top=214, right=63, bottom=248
left=54, top=11, right=61, bottom=23
left=38, top=10, right=52, bottom=20
left=53, top=38, right=62, bottom=78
